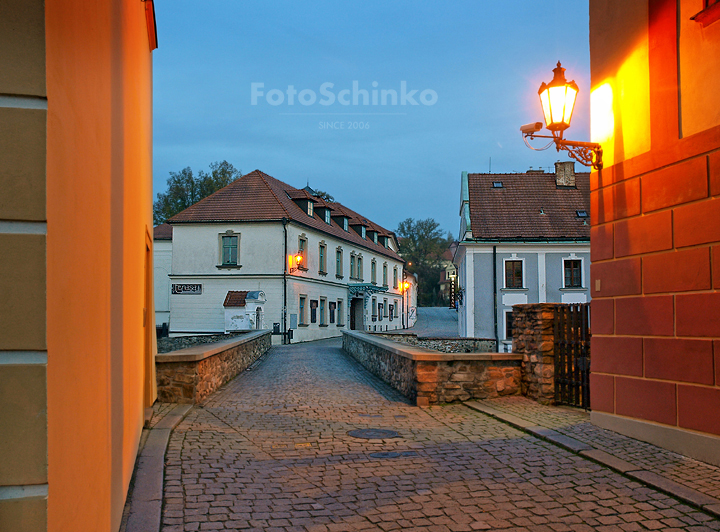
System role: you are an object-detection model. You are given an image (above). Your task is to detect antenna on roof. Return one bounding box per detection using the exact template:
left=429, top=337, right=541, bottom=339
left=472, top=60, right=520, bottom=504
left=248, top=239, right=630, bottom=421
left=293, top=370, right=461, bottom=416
left=489, top=157, right=491, bottom=173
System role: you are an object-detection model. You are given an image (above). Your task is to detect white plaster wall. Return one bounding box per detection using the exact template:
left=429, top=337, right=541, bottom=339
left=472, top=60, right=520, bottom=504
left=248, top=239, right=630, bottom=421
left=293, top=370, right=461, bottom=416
left=154, top=240, right=172, bottom=326
left=172, top=222, right=284, bottom=275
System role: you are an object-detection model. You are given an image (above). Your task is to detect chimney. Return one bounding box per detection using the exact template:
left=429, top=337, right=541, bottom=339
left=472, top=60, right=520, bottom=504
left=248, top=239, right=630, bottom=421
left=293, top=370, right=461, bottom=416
left=555, top=161, right=575, bottom=187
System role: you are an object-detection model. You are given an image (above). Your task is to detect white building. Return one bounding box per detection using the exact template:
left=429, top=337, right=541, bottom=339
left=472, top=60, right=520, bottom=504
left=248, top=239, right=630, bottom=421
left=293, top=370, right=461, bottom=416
left=157, top=170, right=409, bottom=343
left=455, top=162, right=591, bottom=351
left=153, top=223, right=172, bottom=330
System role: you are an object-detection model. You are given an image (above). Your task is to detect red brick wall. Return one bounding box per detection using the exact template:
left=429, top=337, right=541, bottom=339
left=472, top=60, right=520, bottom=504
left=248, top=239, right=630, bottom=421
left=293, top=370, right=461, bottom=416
left=590, top=0, right=720, bottom=437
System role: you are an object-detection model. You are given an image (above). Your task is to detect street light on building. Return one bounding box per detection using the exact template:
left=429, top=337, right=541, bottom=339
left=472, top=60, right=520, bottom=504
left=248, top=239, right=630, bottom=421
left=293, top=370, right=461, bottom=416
left=521, top=61, right=603, bottom=170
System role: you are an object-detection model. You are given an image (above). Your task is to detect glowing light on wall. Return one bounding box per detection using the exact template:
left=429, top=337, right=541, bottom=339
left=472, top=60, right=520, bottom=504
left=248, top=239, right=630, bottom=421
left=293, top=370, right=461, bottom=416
left=591, top=83, right=615, bottom=166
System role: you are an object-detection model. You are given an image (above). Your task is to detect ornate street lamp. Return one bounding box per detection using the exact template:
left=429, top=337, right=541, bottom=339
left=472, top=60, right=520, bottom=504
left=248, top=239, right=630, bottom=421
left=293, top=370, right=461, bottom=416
left=521, top=61, right=603, bottom=170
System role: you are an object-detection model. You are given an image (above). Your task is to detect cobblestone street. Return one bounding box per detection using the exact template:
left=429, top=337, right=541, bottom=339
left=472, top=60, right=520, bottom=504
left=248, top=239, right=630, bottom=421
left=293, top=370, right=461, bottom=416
left=160, top=339, right=720, bottom=532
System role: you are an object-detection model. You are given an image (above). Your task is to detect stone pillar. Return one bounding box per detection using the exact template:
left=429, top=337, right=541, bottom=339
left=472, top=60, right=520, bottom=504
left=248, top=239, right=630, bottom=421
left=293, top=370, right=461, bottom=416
left=512, top=303, right=562, bottom=405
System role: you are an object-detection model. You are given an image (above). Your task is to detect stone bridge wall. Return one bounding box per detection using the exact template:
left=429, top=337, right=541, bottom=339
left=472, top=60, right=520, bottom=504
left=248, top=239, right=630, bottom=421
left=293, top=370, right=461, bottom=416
left=343, top=331, right=521, bottom=406
left=156, top=330, right=271, bottom=404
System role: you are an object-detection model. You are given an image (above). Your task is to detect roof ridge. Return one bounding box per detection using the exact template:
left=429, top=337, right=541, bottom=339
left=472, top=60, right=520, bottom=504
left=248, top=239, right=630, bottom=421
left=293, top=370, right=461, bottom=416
left=253, top=169, right=291, bottom=218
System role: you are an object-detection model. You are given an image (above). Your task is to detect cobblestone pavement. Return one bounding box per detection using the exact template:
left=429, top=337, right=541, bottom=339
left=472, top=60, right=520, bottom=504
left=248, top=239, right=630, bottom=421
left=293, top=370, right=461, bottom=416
left=161, top=339, right=720, bottom=531
left=473, top=397, right=720, bottom=502
left=411, top=308, right=459, bottom=337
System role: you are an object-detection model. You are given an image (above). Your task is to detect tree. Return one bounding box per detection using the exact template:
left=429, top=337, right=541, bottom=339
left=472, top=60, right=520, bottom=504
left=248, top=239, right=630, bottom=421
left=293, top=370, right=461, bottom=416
left=314, top=190, right=335, bottom=202
left=153, top=161, right=241, bottom=225
left=395, top=218, right=454, bottom=306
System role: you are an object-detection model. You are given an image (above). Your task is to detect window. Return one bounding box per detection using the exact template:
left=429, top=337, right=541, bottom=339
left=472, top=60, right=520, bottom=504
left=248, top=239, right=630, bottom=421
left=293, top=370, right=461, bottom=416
left=505, top=311, right=514, bottom=339
left=394, top=301, right=399, bottom=318
left=564, top=259, right=582, bottom=288
left=298, top=236, right=307, bottom=266
left=383, top=298, right=388, bottom=318
left=336, top=248, right=343, bottom=278
left=310, top=300, right=318, bottom=323
left=505, top=260, right=523, bottom=288
left=337, top=299, right=344, bottom=326
left=357, top=256, right=363, bottom=280
left=329, top=301, right=336, bottom=324
left=325, top=210, right=331, bottom=224
left=373, top=232, right=378, bottom=244
left=382, top=263, right=388, bottom=286
left=299, top=296, right=307, bottom=325
left=343, top=218, right=349, bottom=231
left=361, top=226, right=366, bottom=239
left=319, top=243, right=327, bottom=273
left=372, top=297, right=377, bottom=321
left=307, top=202, right=314, bottom=217
left=371, top=260, right=377, bottom=284
left=221, top=235, right=239, bottom=265
left=319, top=297, right=326, bottom=325
left=388, top=304, right=394, bottom=321
left=350, top=254, right=356, bottom=278
left=393, top=267, right=398, bottom=288
left=377, top=302, right=383, bottom=321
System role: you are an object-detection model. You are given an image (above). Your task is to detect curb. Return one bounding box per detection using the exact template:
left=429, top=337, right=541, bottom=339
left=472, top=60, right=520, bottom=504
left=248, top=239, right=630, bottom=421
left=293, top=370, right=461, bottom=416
left=125, top=404, right=193, bottom=532
left=464, top=400, right=720, bottom=519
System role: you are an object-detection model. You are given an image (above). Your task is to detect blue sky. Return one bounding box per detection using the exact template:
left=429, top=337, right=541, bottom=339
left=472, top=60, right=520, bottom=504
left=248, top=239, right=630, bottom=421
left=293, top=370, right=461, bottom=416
left=153, top=1, right=590, bottom=237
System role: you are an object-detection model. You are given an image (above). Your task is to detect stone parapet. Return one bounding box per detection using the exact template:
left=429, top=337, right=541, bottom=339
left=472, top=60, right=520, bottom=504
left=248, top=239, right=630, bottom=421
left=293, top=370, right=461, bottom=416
left=512, top=303, right=560, bottom=405
left=343, top=331, right=521, bottom=406
left=374, top=333, right=496, bottom=353
left=156, top=330, right=271, bottom=403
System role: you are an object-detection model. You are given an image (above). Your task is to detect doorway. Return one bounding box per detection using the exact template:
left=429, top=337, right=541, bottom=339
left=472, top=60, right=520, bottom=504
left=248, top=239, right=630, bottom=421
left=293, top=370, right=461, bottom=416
left=350, top=298, right=363, bottom=330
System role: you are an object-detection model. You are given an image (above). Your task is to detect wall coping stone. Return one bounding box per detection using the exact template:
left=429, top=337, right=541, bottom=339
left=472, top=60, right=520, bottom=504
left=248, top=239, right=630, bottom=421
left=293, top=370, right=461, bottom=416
left=155, top=330, right=271, bottom=363
left=344, top=330, right=522, bottom=362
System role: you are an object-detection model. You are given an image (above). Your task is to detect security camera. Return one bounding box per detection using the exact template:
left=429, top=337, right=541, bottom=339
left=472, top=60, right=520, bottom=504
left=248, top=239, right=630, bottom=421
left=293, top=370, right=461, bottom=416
left=520, top=122, right=543, bottom=135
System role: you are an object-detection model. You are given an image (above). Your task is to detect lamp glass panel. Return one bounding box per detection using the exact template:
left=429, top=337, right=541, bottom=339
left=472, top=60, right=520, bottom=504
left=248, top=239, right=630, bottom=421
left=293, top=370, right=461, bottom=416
left=540, top=89, right=552, bottom=127
left=548, top=86, right=568, bottom=126
left=563, top=87, right=577, bottom=125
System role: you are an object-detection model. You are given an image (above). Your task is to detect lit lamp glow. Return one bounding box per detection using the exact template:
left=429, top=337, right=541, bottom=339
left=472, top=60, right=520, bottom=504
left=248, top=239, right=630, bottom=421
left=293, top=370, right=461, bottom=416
left=521, top=61, right=602, bottom=170
left=289, top=254, right=303, bottom=273
left=538, top=62, right=578, bottom=135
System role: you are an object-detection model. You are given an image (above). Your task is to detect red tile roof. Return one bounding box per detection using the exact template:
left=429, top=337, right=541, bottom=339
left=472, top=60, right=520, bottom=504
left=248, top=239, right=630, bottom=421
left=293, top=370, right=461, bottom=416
left=153, top=223, right=173, bottom=240
left=169, top=170, right=403, bottom=261
left=223, top=291, right=248, bottom=307
left=467, top=171, right=590, bottom=241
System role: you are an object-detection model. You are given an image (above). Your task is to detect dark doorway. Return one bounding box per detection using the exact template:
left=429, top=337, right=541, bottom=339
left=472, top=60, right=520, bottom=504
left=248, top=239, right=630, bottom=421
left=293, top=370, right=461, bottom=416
left=350, top=298, right=363, bottom=330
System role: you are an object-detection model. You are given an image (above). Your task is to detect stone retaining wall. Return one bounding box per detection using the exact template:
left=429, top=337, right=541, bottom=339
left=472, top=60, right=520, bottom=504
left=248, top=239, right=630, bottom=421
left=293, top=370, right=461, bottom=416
left=511, top=303, right=559, bottom=404
left=156, top=330, right=271, bottom=403
left=343, top=331, right=521, bottom=406
left=374, top=333, right=496, bottom=353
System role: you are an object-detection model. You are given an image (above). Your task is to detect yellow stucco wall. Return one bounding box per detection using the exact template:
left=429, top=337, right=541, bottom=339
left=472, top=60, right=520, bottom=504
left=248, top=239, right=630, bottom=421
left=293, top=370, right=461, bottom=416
left=45, top=1, right=155, bottom=531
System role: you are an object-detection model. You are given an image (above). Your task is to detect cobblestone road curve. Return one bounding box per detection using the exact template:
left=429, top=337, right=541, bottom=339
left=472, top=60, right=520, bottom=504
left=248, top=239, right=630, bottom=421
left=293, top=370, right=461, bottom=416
left=161, top=339, right=720, bottom=532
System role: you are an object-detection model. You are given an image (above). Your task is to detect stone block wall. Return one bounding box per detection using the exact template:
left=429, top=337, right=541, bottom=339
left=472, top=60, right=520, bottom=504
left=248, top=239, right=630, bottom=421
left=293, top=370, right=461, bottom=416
left=343, top=331, right=521, bottom=406
left=512, top=303, right=559, bottom=405
left=156, top=331, right=271, bottom=403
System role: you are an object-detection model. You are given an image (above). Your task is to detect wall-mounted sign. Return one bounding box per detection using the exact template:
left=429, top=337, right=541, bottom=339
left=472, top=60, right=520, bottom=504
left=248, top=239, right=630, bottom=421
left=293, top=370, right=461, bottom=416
left=172, top=283, right=202, bottom=295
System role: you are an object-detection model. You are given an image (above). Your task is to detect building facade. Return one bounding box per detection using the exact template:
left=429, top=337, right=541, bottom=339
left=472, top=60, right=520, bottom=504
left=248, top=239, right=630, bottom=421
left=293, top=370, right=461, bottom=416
left=154, top=223, right=173, bottom=330
left=589, top=0, right=720, bottom=466
left=163, top=170, right=407, bottom=343
left=455, top=162, right=591, bottom=350
left=0, top=2, right=158, bottom=531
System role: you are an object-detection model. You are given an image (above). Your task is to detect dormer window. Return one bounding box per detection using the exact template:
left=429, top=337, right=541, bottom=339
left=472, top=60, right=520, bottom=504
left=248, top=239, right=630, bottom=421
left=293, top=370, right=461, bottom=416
left=325, top=210, right=331, bottom=224
left=361, top=226, right=366, bottom=239
left=343, top=218, right=348, bottom=231
left=308, top=202, right=314, bottom=217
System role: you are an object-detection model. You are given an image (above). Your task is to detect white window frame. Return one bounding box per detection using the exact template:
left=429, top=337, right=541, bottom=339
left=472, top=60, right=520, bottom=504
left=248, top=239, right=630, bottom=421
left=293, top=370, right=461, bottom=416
left=503, top=255, right=525, bottom=289
left=504, top=310, right=514, bottom=339
left=299, top=295, right=307, bottom=325
left=219, top=230, right=240, bottom=266
left=562, top=254, right=584, bottom=289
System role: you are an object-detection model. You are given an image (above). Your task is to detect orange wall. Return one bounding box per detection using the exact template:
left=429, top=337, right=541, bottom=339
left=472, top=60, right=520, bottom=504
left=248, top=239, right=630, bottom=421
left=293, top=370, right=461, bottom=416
left=45, top=1, right=154, bottom=531
left=589, top=0, right=720, bottom=436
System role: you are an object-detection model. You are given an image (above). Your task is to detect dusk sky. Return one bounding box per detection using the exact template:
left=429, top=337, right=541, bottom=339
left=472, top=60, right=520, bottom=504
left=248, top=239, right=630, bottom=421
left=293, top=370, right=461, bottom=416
left=153, top=1, right=591, bottom=237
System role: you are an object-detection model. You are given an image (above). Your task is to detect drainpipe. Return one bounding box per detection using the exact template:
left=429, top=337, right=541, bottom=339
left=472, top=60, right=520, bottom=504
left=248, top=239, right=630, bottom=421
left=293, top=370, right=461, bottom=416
left=493, top=245, right=499, bottom=352
left=282, top=217, right=288, bottom=345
